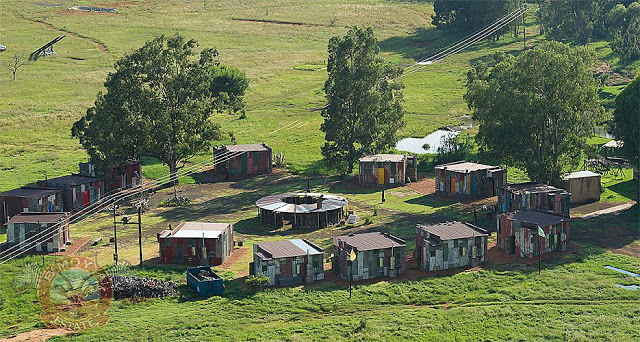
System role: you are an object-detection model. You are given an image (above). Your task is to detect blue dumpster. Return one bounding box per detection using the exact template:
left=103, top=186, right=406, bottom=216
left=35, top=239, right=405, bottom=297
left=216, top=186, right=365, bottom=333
left=187, top=266, right=224, bottom=296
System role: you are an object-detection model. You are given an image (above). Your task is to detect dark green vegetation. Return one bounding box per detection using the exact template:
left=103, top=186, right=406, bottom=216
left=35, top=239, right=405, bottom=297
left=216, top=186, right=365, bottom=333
left=433, top=0, right=520, bottom=37
left=609, top=2, right=640, bottom=63
left=321, top=26, right=404, bottom=173
left=611, top=75, right=640, bottom=169
left=71, top=33, right=248, bottom=179
left=466, top=41, right=603, bottom=186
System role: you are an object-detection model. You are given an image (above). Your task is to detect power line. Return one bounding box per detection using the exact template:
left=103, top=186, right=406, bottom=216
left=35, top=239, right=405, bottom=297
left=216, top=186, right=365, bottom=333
left=0, top=150, right=244, bottom=263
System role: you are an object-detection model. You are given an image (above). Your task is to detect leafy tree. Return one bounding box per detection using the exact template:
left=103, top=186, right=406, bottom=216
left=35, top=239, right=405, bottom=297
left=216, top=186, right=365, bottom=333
left=609, top=2, right=640, bottom=63
left=433, top=0, right=519, bottom=38
left=72, top=34, right=248, bottom=182
left=538, top=0, right=616, bottom=45
left=321, top=27, right=404, bottom=174
left=610, top=76, right=640, bottom=169
left=465, top=41, right=603, bottom=186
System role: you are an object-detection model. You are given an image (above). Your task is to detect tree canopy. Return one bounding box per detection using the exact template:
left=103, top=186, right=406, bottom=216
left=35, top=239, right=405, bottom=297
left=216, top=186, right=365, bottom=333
left=537, top=0, right=616, bottom=45
left=610, top=75, right=640, bottom=168
left=465, top=41, right=603, bottom=186
left=72, top=34, right=248, bottom=181
left=609, top=2, right=640, bottom=63
left=433, top=0, right=519, bottom=37
left=321, top=26, right=405, bottom=174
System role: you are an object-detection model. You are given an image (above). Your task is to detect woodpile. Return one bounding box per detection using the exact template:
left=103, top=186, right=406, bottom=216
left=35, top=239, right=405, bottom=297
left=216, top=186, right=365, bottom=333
left=111, top=275, right=178, bottom=299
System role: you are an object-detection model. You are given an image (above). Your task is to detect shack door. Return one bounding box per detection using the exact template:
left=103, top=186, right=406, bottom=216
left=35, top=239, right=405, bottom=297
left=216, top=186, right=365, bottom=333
left=241, top=154, right=248, bottom=174
left=377, top=168, right=385, bottom=185
left=450, top=178, right=457, bottom=195
left=83, top=189, right=89, bottom=207
left=247, top=155, right=254, bottom=175
left=472, top=176, right=478, bottom=196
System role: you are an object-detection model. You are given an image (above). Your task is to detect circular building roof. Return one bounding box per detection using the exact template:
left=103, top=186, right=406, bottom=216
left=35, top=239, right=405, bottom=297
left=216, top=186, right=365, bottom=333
left=255, top=193, right=348, bottom=214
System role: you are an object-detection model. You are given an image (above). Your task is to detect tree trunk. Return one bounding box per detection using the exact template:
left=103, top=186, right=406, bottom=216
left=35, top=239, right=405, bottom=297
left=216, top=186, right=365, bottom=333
left=169, top=161, right=178, bottom=199
left=12, top=71, right=16, bottom=81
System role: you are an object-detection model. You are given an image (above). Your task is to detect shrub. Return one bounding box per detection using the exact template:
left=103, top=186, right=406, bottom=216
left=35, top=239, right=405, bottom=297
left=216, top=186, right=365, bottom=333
left=245, top=274, right=270, bottom=290
left=160, top=196, right=192, bottom=207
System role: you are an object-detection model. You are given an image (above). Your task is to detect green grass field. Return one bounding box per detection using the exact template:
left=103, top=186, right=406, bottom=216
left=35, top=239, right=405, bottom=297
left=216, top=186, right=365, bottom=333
left=1, top=0, right=639, bottom=340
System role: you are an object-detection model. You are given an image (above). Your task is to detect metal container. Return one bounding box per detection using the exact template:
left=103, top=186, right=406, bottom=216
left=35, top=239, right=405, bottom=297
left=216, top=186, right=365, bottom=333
left=187, top=266, right=224, bottom=296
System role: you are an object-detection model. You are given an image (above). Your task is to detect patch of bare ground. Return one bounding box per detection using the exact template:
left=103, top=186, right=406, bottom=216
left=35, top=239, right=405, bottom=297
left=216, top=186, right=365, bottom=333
left=51, top=238, right=89, bottom=256
left=0, top=328, right=72, bottom=342
left=231, top=18, right=324, bottom=27
left=571, top=201, right=627, bottom=216
left=220, top=247, right=248, bottom=269
left=405, top=177, right=435, bottom=196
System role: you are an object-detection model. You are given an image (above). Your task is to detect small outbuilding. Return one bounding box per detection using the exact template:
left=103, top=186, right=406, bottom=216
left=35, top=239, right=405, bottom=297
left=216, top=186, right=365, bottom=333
left=358, top=154, right=417, bottom=186
left=562, top=171, right=601, bottom=204
left=250, top=239, right=324, bottom=286
left=497, top=183, right=571, bottom=216
left=6, top=212, right=70, bottom=253
left=498, top=210, right=569, bottom=258
left=213, top=143, right=272, bottom=178
left=415, top=221, right=488, bottom=272
left=0, top=187, right=64, bottom=228
left=435, top=161, right=506, bottom=198
left=158, top=222, right=234, bottom=266
left=79, top=160, right=142, bottom=192
left=38, top=174, right=104, bottom=212
left=333, top=232, right=406, bottom=281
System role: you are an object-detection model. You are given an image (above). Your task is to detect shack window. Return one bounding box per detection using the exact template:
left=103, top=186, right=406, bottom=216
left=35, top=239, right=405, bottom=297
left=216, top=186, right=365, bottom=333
left=430, top=250, right=435, bottom=257
left=379, top=256, right=384, bottom=268
left=296, top=263, right=301, bottom=275
left=363, top=162, right=371, bottom=173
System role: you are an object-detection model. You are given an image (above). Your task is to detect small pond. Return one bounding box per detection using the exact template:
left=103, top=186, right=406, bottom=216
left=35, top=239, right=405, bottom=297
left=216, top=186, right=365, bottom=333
left=395, top=130, right=459, bottom=154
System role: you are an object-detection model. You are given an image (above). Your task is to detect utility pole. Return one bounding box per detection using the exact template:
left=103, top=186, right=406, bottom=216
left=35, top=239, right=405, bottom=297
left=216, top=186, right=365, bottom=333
left=38, top=219, right=44, bottom=266
left=522, top=6, right=526, bottom=49
left=138, top=205, right=143, bottom=266
left=112, top=204, right=118, bottom=265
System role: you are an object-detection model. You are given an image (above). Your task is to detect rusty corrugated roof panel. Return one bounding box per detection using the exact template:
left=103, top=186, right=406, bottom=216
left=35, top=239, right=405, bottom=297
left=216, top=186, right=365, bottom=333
left=256, top=239, right=323, bottom=259
left=504, top=182, right=568, bottom=194
left=335, top=232, right=406, bottom=251
left=506, top=210, right=567, bottom=227
left=435, top=161, right=501, bottom=173
left=0, top=187, right=62, bottom=198
left=217, top=143, right=270, bottom=152
left=43, top=174, right=102, bottom=186
left=8, top=212, right=68, bottom=223
left=417, top=221, right=487, bottom=241
left=359, top=154, right=406, bottom=163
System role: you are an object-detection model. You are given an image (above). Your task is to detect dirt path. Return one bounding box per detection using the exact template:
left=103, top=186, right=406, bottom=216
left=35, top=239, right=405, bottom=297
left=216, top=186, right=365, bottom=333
left=582, top=201, right=636, bottom=218
left=15, top=13, right=108, bottom=53
left=0, top=329, right=72, bottom=342
left=220, top=247, right=248, bottom=269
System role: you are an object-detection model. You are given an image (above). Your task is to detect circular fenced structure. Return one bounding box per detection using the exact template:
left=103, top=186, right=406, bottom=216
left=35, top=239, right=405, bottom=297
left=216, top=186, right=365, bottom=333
left=256, top=193, right=348, bottom=228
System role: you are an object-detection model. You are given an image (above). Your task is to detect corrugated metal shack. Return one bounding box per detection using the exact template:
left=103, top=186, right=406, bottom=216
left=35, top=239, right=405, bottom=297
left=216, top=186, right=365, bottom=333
left=256, top=193, right=348, bottom=228
left=358, top=154, right=417, bottom=186
left=38, top=174, right=104, bottom=212
left=0, top=187, right=64, bottom=229
left=213, top=143, right=272, bottom=178
left=80, top=159, right=142, bottom=192
left=497, top=183, right=571, bottom=216
left=158, top=222, right=234, bottom=266
left=6, top=212, right=69, bottom=253
left=498, top=210, right=569, bottom=258
left=415, top=221, right=488, bottom=272
left=435, top=161, right=506, bottom=198
left=333, top=232, right=406, bottom=281
left=250, top=239, right=324, bottom=286
left=562, top=171, right=601, bottom=204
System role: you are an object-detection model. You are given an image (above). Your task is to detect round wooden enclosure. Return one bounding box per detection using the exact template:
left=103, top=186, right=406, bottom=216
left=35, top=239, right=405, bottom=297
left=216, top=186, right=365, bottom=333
left=255, top=193, right=348, bottom=228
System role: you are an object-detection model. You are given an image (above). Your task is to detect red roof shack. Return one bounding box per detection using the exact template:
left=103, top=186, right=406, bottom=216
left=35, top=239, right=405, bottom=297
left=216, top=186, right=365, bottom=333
left=79, top=160, right=142, bottom=192
left=213, top=143, right=272, bottom=178
left=333, top=232, right=406, bottom=281
left=6, top=212, right=69, bottom=253
left=0, top=187, right=64, bottom=228
left=158, top=222, right=233, bottom=266
left=498, top=210, right=569, bottom=258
